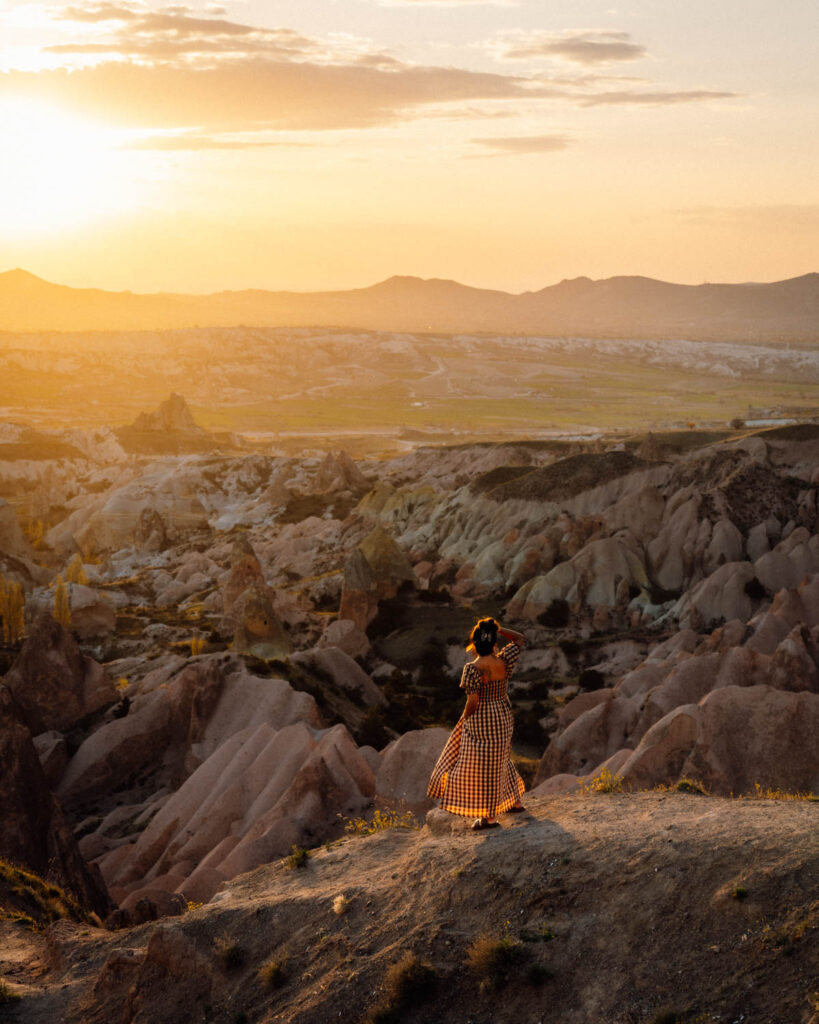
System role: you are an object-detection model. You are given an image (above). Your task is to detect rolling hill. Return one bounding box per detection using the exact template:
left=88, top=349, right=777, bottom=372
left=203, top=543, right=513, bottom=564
left=1, top=268, right=817, bottom=341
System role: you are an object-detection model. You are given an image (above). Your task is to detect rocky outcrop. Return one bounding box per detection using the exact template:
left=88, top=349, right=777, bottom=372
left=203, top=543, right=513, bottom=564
left=100, top=721, right=375, bottom=905
left=374, top=728, right=449, bottom=816
left=221, top=543, right=290, bottom=659
left=132, top=393, right=202, bottom=434
left=338, top=525, right=415, bottom=630
left=58, top=656, right=318, bottom=807
left=0, top=497, right=33, bottom=559
left=4, top=610, right=115, bottom=735
left=0, top=685, right=111, bottom=918
left=535, top=574, right=819, bottom=795
left=309, top=451, right=369, bottom=495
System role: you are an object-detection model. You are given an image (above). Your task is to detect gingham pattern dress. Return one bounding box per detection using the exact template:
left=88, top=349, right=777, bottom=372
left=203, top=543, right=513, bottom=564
left=427, top=643, right=525, bottom=818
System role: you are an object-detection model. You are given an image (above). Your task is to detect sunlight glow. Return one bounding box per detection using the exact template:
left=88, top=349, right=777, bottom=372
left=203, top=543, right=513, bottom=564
left=0, top=98, right=141, bottom=239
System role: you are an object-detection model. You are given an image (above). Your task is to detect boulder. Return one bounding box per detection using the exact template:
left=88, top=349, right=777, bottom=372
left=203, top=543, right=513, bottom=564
left=374, top=728, right=449, bottom=817
left=290, top=646, right=387, bottom=709
left=339, top=526, right=414, bottom=630
left=231, top=584, right=290, bottom=660
left=319, top=618, right=371, bottom=659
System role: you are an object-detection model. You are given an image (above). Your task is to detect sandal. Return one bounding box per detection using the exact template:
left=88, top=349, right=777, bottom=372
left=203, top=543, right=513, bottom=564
left=471, top=817, right=500, bottom=830
left=507, top=804, right=525, bottom=814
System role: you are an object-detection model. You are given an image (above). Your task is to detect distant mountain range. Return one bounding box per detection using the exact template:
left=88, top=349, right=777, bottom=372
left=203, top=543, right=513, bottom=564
left=1, top=268, right=817, bottom=341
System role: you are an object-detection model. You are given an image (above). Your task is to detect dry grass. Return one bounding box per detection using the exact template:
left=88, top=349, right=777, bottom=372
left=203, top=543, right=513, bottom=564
left=258, top=954, right=287, bottom=991
left=465, top=933, right=525, bottom=985
left=364, top=954, right=437, bottom=1024
left=213, top=936, right=245, bottom=971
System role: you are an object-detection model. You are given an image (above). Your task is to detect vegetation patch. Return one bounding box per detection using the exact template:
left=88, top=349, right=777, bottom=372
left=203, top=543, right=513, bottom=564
left=344, top=809, right=419, bottom=836
left=365, top=954, right=438, bottom=1024
left=580, top=768, right=629, bottom=794
left=466, top=932, right=526, bottom=985
left=258, top=954, right=287, bottom=990
left=676, top=777, right=708, bottom=795
left=283, top=845, right=310, bottom=870
left=214, top=936, right=246, bottom=971
left=0, top=858, right=90, bottom=930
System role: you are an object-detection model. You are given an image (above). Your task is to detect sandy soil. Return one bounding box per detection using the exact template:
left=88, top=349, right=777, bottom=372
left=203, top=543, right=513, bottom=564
left=1, top=791, right=816, bottom=1024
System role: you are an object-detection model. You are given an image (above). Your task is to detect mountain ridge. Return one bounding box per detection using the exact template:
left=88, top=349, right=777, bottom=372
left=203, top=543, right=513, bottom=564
left=1, top=268, right=817, bottom=340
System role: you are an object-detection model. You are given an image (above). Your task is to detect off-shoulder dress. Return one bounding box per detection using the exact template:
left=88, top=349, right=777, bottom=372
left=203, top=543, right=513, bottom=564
left=427, top=642, right=525, bottom=818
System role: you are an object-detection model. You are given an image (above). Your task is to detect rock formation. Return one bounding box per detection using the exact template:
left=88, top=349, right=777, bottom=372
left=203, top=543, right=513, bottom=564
left=0, top=685, right=111, bottom=918
left=4, top=609, right=115, bottom=735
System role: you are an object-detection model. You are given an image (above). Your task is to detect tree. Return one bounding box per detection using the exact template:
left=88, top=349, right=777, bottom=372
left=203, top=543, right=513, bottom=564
left=53, top=574, right=71, bottom=628
left=65, top=553, right=88, bottom=585
left=0, top=575, right=25, bottom=645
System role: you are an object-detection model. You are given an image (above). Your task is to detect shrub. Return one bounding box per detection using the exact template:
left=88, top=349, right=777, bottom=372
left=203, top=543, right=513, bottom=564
left=65, top=554, right=89, bottom=585
left=365, top=955, right=437, bottom=1024
left=53, top=574, right=71, bottom=628
left=676, top=778, right=708, bottom=795
left=466, top=933, right=525, bottom=984
left=580, top=767, right=629, bottom=794
left=344, top=809, right=419, bottom=836
left=283, top=845, right=310, bottom=870
left=332, top=894, right=350, bottom=916
left=259, top=954, right=287, bottom=990
left=214, top=936, right=245, bottom=971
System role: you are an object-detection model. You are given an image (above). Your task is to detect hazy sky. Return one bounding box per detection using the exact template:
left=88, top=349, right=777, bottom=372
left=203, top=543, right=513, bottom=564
left=0, top=0, right=817, bottom=292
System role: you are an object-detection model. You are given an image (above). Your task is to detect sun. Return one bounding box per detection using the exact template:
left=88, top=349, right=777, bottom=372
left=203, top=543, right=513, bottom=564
left=0, top=97, right=141, bottom=239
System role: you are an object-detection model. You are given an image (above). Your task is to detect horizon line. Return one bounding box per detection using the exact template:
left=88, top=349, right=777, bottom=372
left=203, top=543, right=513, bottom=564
left=2, top=266, right=818, bottom=299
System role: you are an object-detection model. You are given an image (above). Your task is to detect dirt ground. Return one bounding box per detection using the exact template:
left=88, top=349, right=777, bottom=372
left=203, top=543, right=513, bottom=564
left=1, top=791, right=816, bottom=1024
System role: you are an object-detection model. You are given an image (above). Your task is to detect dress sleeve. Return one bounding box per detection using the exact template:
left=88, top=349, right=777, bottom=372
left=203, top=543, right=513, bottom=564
left=460, top=662, right=482, bottom=694
left=498, top=643, right=522, bottom=679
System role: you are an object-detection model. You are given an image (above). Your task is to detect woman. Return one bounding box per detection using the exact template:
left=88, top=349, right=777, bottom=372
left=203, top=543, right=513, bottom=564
left=427, top=617, right=526, bottom=830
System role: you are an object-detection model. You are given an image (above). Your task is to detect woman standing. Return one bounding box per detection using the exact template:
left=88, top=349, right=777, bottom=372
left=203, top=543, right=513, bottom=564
left=427, top=617, right=526, bottom=830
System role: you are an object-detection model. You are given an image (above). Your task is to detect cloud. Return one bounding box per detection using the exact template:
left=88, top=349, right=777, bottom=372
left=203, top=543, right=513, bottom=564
left=1, top=59, right=556, bottom=131
left=579, top=89, right=738, bottom=106
left=471, top=134, right=572, bottom=154
left=123, top=132, right=313, bottom=149
left=673, top=204, right=819, bottom=229
left=494, top=30, right=647, bottom=65
left=375, top=0, right=518, bottom=6
left=49, top=3, right=323, bottom=61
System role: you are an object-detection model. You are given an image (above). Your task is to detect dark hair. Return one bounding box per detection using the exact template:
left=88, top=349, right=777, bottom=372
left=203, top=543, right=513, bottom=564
left=467, top=617, right=499, bottom=656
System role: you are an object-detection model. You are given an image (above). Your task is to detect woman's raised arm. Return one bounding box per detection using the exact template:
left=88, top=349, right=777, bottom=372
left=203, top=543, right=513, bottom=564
left=498, top=624, right=525, bottom=646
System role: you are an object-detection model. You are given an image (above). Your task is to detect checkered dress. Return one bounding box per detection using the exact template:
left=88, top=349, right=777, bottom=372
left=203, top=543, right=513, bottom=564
left=427, top=643, right=525, bottom=818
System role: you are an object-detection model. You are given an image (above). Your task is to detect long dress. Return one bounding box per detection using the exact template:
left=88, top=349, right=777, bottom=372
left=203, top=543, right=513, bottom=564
left=427, top=643, right=525, bottom=818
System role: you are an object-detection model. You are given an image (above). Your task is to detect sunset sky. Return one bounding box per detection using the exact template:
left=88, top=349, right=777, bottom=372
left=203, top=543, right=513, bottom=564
left=0, top=0, right=817, bottom=293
